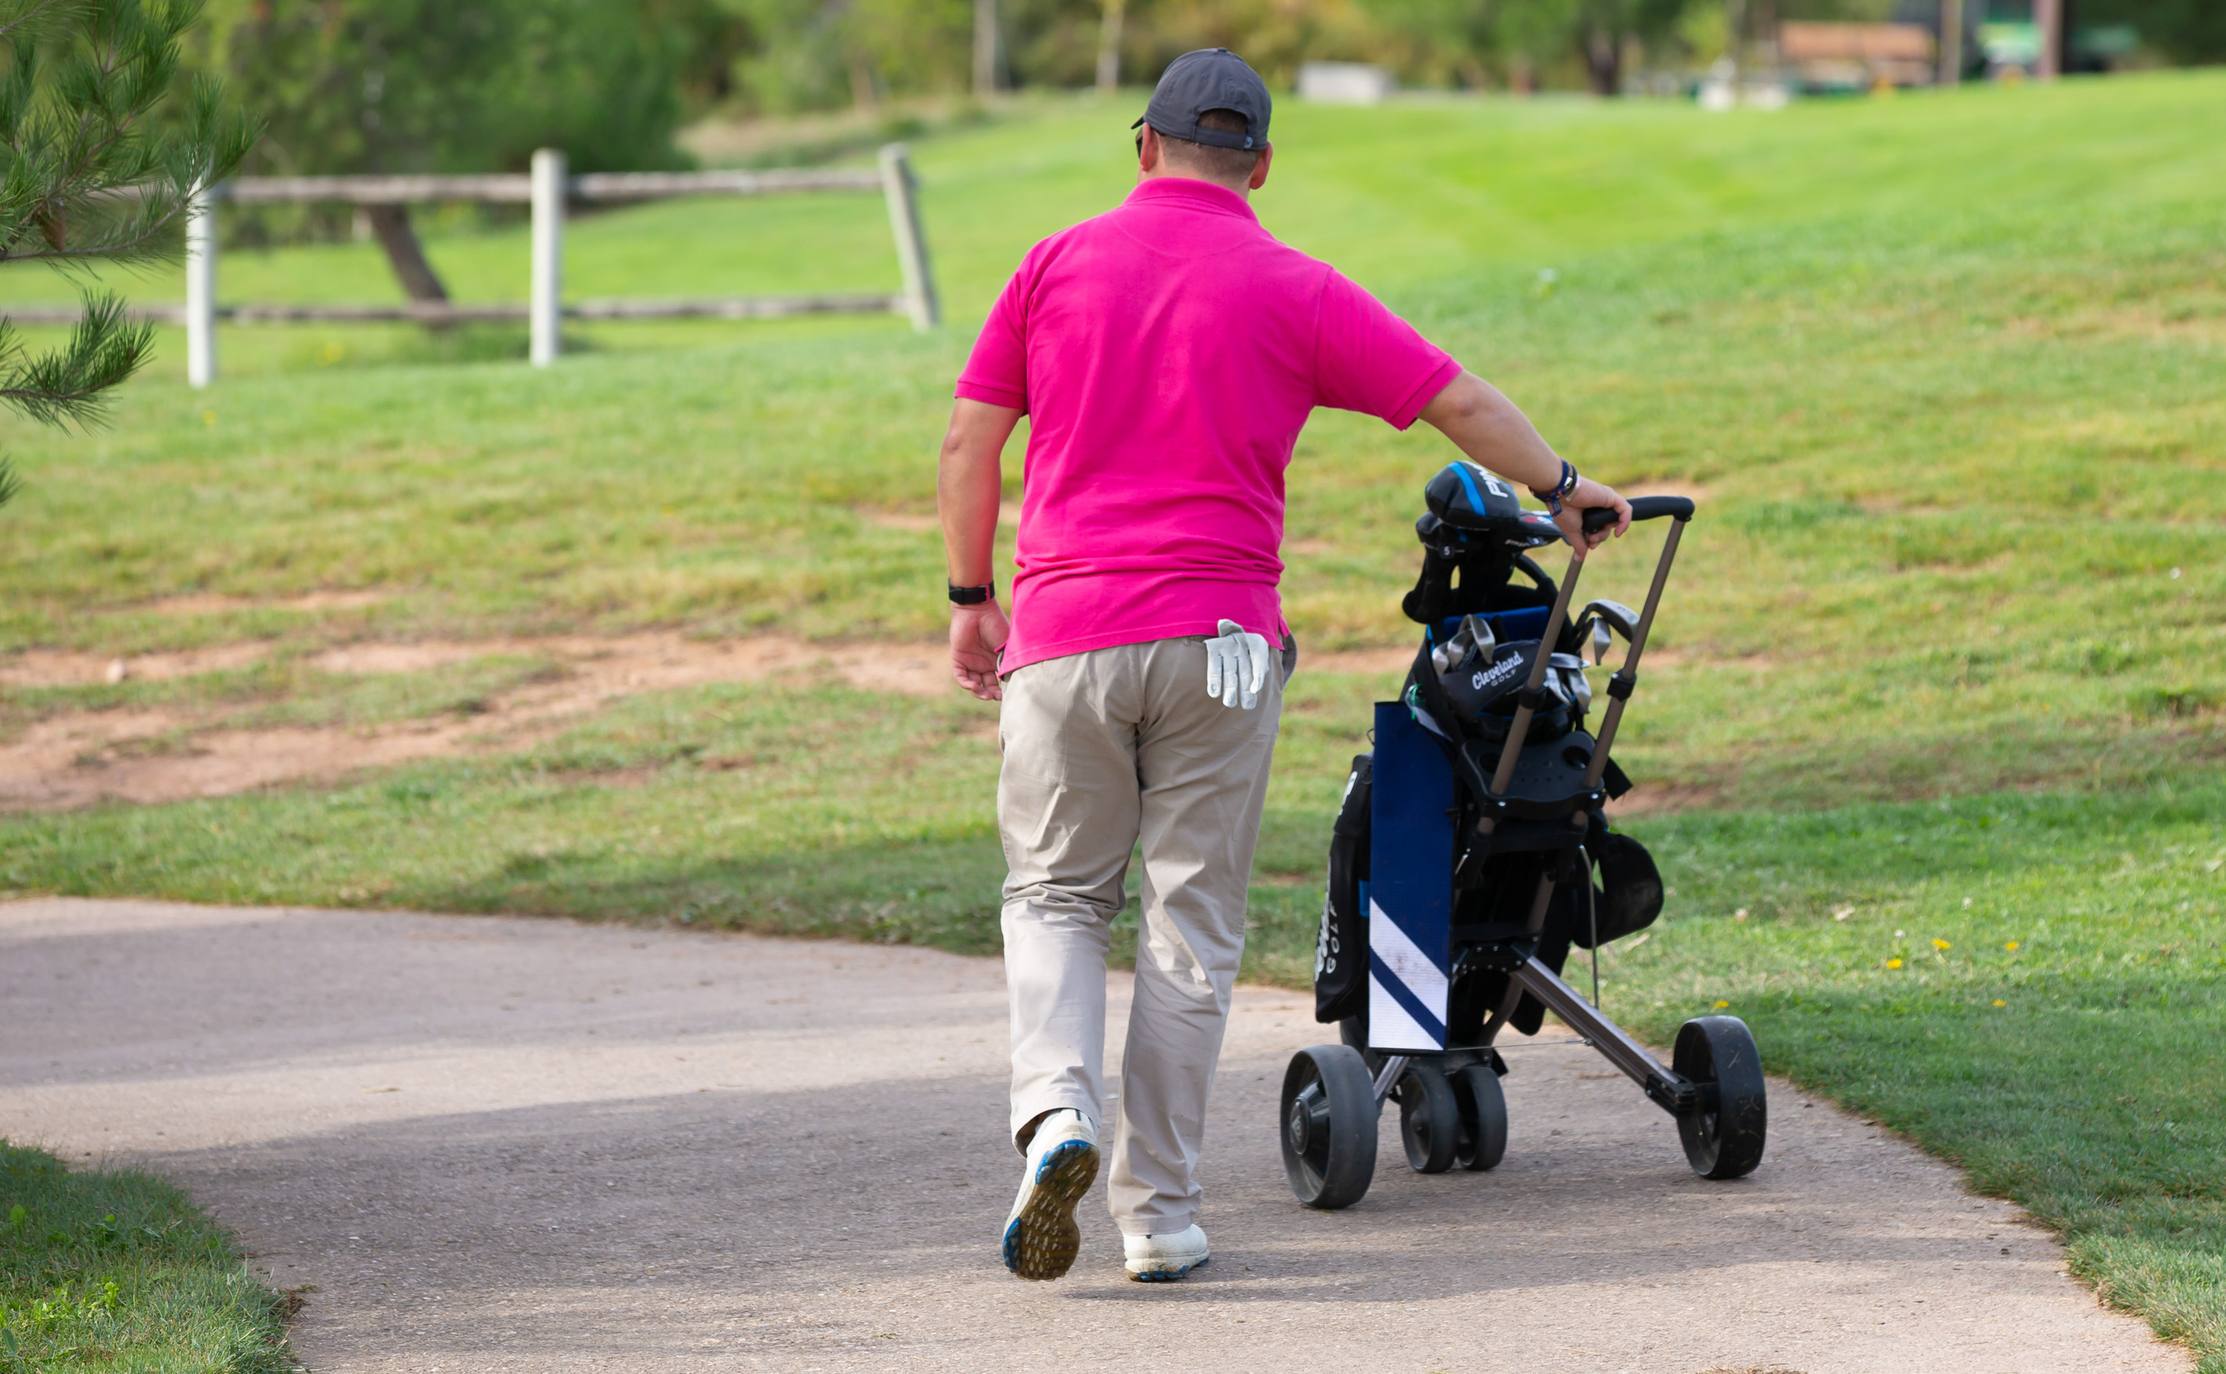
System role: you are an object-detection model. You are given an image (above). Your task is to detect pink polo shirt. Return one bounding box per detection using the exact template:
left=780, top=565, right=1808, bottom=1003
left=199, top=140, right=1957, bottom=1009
left=956, top=176, right=1461, bottom=676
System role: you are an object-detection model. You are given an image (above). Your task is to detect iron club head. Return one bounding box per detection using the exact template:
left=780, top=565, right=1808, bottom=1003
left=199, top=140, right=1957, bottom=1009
left=1578, top=598, right=1638, bottom=662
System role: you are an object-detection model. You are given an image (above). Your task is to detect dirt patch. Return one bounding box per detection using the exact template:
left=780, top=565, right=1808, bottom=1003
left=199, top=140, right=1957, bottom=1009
left=859, top=500, right=1021, bottom=534
left=1300, top=645, right=1419, bottom=677
left=3, top=709, right=193, bottom=772
left=0, top=643, right=272, bottom=689
left=4, top=717, right=498, bottom=812
left=3, top=632, right=952, bottom=700
left=1628, top=642, right=1705, bottom=670
left=2008, top=303, right=2226, bottom=348
left=1297, top=639, right=1773, bottom=678
left=1604, top=780, right=1727, bottom=815
left=309, top=643, right=501, bottom=675
left=0, top=624, right=1758, bottom=814
left=537, top=633, right=948, bottom=703
left=1622, top=478, right=1714, bottom=507
left=0, top=631, right=960, bottom=813
left=138, top=589, right=388, bottom=617
left=341, top=632, right=956, bottom=702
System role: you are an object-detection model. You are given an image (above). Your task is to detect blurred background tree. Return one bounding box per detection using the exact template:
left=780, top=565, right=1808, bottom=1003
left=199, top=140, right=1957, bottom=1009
left=2075, top=0, right=2226, bottom=64
left=190, top=0, right=688, bottom=177
left=135, top=0, right=2225, bottom=234
left=0, top=0, right=255, bottom=510
left=185, top=0, right=688, bottom=287
left=724, top=0, right=974, bottom=115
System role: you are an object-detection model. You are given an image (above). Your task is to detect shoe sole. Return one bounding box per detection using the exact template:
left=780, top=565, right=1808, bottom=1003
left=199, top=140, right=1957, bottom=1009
left=1126, top=1254, right=1210, bottom=1283
left=1001, top=1138, right=1099, bottom=1281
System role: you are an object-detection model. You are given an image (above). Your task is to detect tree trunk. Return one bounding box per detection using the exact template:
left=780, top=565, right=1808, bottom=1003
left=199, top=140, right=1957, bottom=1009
left=363, top=204, right=451, bottom=329
left=1583, top=25, right=1624, bottom=96
left=1095, top=0, right=1125, bottom=95
left=1939, top=0, right=1964, bottom=84
left=2034, top=0, right=2065, bottom=78
left=973, top=0, right=999, bottom=97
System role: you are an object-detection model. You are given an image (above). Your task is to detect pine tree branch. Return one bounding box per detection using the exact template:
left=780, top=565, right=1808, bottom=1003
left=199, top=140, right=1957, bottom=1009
left=39, top=4, right=164, bottom=239
left=0, top=189, right=186, bottom=266
left=0, top=43, right=254, bottom=268
left=1, top=1, right=249, bottom=268
left=0, top=289, right=153, bottom=429
left=0, top=0, right=254, bottom=513
left=0, top=0, right=82, bottom=47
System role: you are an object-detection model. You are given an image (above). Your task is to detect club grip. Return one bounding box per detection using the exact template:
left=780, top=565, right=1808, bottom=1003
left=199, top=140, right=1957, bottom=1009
left=1582, top=495, right=1696, bottom=534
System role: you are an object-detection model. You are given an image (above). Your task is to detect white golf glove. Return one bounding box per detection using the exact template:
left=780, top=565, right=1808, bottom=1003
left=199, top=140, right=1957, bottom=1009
left=1204, top=618, right=1272, bottom=710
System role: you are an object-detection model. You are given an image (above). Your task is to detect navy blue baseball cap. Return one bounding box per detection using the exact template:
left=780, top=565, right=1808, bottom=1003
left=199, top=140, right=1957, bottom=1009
left=1131, top=48, right=1272, bottom=151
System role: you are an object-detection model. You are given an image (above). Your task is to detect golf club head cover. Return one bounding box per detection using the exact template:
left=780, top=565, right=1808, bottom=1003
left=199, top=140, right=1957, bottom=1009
left=1425, top=460, right=1525, bottom=530
left=1573, top=825, right=1664, bottom=949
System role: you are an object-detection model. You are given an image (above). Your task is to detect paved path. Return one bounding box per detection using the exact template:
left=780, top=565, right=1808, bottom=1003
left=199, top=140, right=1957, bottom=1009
left=2, top=898, right=2188, bottom=1373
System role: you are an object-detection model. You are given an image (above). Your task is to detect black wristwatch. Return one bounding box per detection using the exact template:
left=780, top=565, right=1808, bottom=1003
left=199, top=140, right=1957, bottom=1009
left=948, top=580, right=996, bottom=606
left=1530, top=460, right=1578, bottom=517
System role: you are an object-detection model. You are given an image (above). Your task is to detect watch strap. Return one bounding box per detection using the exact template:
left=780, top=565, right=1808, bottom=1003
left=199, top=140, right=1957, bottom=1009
left=1530, top=459, right=1578, bottom=514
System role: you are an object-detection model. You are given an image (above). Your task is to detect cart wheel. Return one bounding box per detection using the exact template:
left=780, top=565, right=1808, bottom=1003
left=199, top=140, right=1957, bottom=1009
left=1672, top=1016, right=1767, bottom=1180
left=1280, top=1045, right=1379, bottom=1209
left=1397, top=1062, right=1460, bottom=1174
left=1450, top=1062, right=1508, bottom=1171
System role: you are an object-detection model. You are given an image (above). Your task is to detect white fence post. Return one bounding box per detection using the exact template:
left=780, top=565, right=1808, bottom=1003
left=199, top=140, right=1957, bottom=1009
left=529, top=148, right=566, bottom=366
left=185, top=183, right=216, bottom=388
left=878, top=144, right=938, bottom=333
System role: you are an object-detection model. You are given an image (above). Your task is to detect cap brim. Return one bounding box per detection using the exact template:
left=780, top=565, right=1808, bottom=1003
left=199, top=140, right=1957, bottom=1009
left=1130, top=114, right=1146, bottom=129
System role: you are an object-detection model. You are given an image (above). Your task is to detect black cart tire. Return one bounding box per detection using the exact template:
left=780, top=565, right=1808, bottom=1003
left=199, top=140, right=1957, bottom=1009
left=1672, top=1015, right=1767, bottom=1180
left=1397, top=1062, right=1461, bottom=1174
left=1450, top=1062, right=1508, bottom=1171
left=1280, top=1044, right=1379, bottom=1209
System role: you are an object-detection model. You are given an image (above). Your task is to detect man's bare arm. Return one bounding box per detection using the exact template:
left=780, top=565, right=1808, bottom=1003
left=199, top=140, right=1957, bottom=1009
left=1418, top=370, right=1630, bottom=551
left=938, top=398, right=1022, bottom=701
left=939, top=398, right=1020, bottom=585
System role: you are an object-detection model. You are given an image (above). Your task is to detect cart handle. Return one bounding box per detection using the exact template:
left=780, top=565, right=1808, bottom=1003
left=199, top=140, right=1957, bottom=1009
left=1583, top=495, right=1694, bottom=535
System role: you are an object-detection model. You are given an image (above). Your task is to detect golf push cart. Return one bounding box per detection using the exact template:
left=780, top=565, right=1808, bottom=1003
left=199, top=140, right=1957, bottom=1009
left=1278, top=465, right=1764, bottom=1209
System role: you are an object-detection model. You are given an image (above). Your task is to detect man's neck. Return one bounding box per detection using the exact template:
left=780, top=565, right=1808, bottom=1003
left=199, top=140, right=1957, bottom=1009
left=1138, top=169, right=1251, bottom=200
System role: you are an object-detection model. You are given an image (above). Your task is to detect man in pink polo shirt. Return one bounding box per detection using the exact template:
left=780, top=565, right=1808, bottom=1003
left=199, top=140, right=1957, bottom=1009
left=937, top=48, right=1631, bottom=1284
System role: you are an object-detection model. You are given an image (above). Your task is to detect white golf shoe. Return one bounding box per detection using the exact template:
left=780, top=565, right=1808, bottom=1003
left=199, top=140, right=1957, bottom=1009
left=1000, top=1110, right=1099, bottom=1281
left=1123, top=1223, right=1210, bottom=1282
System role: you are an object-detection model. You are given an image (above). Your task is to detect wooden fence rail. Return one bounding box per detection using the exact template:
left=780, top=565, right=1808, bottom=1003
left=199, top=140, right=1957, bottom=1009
left=50, top=145, right=938, bottom=387
left=209, top=167, right=885, bottom=205
left=3, top=295, right=904, bottom=326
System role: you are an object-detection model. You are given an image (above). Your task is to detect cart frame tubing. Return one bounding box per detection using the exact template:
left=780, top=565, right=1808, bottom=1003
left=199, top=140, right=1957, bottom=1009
left=1472, top=510, right=1693, bottom=1055
left=1476, top=872, right=1561, bottom=1047
left=1370, top=1054, right=1412, bottom=1108
left=1582, top=517, right=1686, bottom=791
left=1508, top=955, right=1680, bottom=1100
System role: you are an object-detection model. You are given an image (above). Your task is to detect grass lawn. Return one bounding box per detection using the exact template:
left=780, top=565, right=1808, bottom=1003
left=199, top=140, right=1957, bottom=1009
left=1, top=71, right=2222, bottom=1366
left=0, top=1144, right=293, bottom=1373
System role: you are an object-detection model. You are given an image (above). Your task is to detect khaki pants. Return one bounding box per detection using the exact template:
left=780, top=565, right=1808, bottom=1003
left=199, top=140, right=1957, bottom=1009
left=997, top=634, right=1289, bottom=1235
